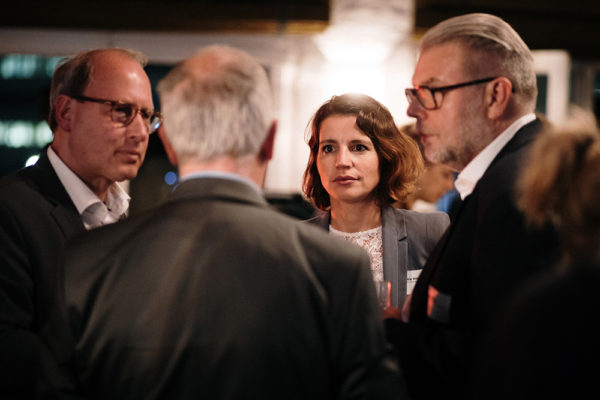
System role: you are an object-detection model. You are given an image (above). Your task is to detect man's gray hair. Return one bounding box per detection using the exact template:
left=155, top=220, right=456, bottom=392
left=48, top=48, right=147, bottom=132
left=157, top=45, right=275, bottom=163
left=420, top=13, right=537, bottom=109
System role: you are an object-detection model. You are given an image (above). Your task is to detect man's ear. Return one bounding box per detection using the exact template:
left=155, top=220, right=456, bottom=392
left=485, top=77, right=512, bottom=120
left=55, top=95, right=74, bottom=132
left=258, top=120, right=277, bottom=162
left=157, top=125, right=178, bottom=166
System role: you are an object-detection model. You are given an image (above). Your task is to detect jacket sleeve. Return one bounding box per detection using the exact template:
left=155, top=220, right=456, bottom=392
left=333, top=249, right=409, bottom=400
left=0, top=192, right=41, bottom=397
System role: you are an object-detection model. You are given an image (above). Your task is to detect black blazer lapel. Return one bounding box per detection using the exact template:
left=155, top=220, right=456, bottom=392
left=24, top=149, right=85, bottom=237
left=408, top=197, right=467, bottom=323
left=489, top=118, right=543, bottom=170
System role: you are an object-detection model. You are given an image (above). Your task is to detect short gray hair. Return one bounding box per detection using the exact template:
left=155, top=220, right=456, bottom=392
left=420, top=13, right=537, bottom=109
left=48, top=48, right=147, bottom=132
left=157, top=45, right=274, bottom=163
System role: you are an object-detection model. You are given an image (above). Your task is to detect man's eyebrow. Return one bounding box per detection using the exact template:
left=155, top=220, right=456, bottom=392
left=413, top=77, right=443, bottom=87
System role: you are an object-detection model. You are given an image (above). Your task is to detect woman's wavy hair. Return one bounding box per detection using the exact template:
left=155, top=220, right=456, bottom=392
left=302, top=93, right=423, bottom=210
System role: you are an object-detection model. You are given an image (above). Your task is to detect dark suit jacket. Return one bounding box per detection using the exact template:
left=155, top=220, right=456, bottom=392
left=472, top=260, right=600, bottom=400
left=385, top=119, right=561, bottom=399
left=44, top=177, right=406, bottom=400
left=0, top=149, right=85, bottom=398
left=308, top=206, right=449, bottom=308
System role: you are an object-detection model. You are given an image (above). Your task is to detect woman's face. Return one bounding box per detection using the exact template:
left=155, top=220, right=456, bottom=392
left=316, top=114, right=380, bottom=207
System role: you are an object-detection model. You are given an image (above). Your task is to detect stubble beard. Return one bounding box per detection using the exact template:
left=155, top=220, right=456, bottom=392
left=432, top=101, right=490, bottom=171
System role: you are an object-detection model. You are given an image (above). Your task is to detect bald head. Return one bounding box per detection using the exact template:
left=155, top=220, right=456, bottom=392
left=48, top=48, right=148, bottom=132
left=157, top=45, right=275, bottom=164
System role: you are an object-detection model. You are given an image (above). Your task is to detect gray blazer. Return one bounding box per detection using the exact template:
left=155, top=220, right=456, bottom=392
left=308, top=206, right=449, bottom=308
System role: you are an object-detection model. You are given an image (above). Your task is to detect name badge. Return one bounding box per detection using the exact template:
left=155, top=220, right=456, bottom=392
left=406, top=269, right=422, bottom=295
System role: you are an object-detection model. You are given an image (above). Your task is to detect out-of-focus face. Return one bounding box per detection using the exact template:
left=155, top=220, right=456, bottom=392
left=57, top=51, right=153, bottom=194
left=316, top=115, right=380, bottom=208
left=417, top=163, right=456, bottom=204
left=407, top=42, right=491, bottom=171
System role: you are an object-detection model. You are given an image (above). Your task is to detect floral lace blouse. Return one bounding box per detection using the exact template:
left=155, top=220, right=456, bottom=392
left=329, top=225, right=383, bottom=282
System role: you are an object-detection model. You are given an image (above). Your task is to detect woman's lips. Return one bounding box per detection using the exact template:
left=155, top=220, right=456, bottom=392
left=334, top=176, right=357, bottom=184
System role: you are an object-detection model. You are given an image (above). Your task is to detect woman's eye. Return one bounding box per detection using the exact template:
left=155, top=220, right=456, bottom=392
left=321, top=144, right=333, bottom=153
left=353, top=144, right=368, bottom=151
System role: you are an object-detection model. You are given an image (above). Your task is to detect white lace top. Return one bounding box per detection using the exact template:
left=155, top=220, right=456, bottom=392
left=329, top=225, right=384, bottom=282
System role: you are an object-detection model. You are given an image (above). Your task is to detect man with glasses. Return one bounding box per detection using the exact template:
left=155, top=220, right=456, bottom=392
left=385, top=13, right=560, bottom=400
left=0, top=47, right=157, bottom=397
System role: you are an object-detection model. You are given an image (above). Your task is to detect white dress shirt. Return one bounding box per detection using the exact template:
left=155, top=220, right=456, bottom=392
left=454, top=113, right=536, bottom=200
left=47, top=146, right=130, bottom=230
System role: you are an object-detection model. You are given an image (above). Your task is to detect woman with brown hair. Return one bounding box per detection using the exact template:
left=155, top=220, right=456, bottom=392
left=303, top=93, right=449, bottom=312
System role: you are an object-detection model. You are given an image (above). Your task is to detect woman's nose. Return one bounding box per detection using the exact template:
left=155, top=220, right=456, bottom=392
left=335, top=149, right=351, bottom=167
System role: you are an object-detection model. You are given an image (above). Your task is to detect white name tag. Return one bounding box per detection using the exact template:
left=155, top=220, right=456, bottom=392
left=406, top=269, right=422, bottom=295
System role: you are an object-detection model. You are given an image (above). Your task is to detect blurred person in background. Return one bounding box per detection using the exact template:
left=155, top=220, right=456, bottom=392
left=0, top=47, right=156, bottom=398
left=394, top=123, right=456, bottom=213
left=303, top=93, right=449, bottom=315
left=473, top=112, right=600, bottom=400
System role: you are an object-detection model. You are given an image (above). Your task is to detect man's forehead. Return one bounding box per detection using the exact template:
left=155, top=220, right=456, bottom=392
left=413, top=43, right=469, bottom=85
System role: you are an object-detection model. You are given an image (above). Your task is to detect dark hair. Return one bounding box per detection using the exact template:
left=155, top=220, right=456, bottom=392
left=302, top=93, right=423, bottom=210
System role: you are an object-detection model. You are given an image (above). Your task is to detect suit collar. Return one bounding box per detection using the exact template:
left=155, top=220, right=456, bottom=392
left=381, top=206, right=407, bottom=241
left=455, top=114, right=537, bottom=199
left=30, top=147, right=73, bottom=207
left=169, top=177, right=269, bottom=208
left=26, top=148, right=85, bottom=236
left=490, top=117, right=543, bottom=168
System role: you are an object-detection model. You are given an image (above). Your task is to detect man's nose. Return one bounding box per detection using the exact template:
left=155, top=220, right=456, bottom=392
left=127, top=113, right=150, bottom=141
left=407, top=99, right=425, bottom=119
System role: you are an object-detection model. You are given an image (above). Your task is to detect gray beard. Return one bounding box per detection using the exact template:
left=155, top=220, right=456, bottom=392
left=435, top=102, right=491, bottom=171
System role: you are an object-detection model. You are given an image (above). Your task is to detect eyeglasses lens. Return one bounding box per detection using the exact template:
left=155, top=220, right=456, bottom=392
left=417, top=89, right=436, bottom=109
left=111, top=104, right=136, bottom=126
left=110, top=104, right=161, bottom=133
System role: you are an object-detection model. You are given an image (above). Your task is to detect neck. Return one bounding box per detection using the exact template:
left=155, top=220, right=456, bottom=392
left=50, top=142, right=112, bottom=201
left=84, top=178, right=112, bottom=202
left=178, top=155, right=266, bottom=188
left=329, top=199, right=381, bottom=233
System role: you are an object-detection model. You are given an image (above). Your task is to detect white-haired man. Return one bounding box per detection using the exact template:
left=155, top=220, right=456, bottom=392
left=385, top=13, right=560, bottom=400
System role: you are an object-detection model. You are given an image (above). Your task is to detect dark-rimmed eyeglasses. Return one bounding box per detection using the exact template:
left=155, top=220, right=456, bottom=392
left=405, top=77, right=497, bottom=110
left=70, top=95, right=162, bottom=133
